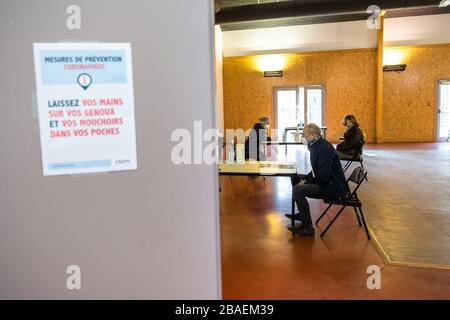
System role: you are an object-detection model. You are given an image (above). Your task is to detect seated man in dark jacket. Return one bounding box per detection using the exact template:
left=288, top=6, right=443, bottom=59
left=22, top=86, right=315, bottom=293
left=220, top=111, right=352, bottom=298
left=336, top=114, right=364, bottom=159
left=286, top=123, right=349, bottom=236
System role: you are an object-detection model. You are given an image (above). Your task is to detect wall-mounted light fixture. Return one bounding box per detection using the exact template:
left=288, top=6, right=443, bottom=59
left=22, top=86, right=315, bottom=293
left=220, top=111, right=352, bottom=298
left=256, top=55, right=286, bottom=77
left=264, top=70, right=283, bottom=77
left=383, top=64, right=406, bottom=72
left=383, top=50, right=407, bottom=72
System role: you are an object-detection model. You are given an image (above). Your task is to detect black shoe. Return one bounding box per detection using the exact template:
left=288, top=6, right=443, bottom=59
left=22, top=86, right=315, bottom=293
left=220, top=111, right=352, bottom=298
left=285, top=213, right=302, bottom=221
left=292, top=226, right=315, bottom=237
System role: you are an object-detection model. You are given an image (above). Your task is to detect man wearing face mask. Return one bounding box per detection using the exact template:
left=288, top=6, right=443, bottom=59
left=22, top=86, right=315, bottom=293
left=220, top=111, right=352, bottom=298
left=244, top=116, right=272, bottom=161
left=286, top=123, right=349, bottom=236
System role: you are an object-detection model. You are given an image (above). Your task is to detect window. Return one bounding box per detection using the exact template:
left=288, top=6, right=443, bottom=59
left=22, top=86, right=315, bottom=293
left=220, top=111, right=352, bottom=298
left=273, top=85, right=324, bottom=138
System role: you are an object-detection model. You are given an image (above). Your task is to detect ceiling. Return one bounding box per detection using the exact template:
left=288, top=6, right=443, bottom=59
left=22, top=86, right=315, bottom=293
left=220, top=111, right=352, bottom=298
left=215, top=0, right=450, bottom=31
left=221, top=0, right=292, bottom=7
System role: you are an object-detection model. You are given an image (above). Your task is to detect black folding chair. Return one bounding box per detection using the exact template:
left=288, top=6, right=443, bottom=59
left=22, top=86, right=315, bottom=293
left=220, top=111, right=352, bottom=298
left=340, top=140, right=365, bottom=173
left=315, top=166, right=370, bottom=240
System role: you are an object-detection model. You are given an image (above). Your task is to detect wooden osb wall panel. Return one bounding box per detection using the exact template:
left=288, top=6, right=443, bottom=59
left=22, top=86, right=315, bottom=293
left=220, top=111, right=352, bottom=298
left=326, top=51, right=377, bottom=142
left=382, top=45, right=450, bottom=142
left=223, top=50, right=377, bottom=143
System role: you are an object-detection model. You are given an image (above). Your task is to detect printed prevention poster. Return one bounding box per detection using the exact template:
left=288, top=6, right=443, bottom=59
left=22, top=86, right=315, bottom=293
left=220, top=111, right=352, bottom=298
left=33, top=43, right=137, bottom=176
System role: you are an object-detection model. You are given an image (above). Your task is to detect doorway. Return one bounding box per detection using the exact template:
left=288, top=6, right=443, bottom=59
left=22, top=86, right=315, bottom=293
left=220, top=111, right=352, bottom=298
left=437, top=80, right=450, bottom=142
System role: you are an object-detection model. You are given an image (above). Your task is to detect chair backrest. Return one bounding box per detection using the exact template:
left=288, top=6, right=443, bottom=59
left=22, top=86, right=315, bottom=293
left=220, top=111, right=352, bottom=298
left=355, top=139, right=365, bottom=155
left=348, top=166, right=366, bottom=184
left=355, top=132, right=367, bottom=155
left=346, top=166, right=367, bottom=197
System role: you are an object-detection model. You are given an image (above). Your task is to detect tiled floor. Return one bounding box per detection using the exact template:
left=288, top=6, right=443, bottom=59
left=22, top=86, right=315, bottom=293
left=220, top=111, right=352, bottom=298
left=219, top=143, right=450, bottom=299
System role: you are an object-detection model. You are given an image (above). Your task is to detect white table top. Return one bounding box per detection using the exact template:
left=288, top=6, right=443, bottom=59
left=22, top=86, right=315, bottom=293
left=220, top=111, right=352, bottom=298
left=261, top=140, right=305, bottom=145
left=219, top=161, right=297, bottom=176
left=285, top=126, right=327, bottom=130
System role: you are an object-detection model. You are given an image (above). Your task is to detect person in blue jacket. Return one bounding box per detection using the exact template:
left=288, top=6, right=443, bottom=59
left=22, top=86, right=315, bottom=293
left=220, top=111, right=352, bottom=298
left=286, top=123, right=349, bottom=236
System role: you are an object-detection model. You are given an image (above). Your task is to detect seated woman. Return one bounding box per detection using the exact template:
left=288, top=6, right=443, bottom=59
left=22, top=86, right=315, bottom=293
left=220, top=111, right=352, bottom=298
left=336, top=114, right=364, bottom=159
left=244, top=116, right=271, bottom=161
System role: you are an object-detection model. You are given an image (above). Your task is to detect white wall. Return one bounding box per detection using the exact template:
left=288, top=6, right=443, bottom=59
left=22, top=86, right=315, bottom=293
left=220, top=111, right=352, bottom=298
left=221, top=14, right=450, bottom=57
left=214, top=25, right=224, bottom=133
left=222, top=20, right=377, bottom=56
left=0, top=0, right=221, bottom=299
left=384, top=13, right=450, bottom=47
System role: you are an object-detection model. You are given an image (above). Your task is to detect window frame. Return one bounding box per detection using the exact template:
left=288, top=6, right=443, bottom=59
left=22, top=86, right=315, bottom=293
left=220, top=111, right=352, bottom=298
left=436, top=79, right=450, bottom=141
left=272, top=84, right=326, bottom=134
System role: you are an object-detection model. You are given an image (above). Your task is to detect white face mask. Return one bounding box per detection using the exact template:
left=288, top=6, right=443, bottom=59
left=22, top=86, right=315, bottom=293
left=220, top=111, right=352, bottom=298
left=301, top=137, right=308, bottom=145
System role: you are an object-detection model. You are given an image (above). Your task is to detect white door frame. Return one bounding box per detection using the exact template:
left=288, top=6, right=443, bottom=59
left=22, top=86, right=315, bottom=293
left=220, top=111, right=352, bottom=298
left=436, top=80, right=450, bottom=142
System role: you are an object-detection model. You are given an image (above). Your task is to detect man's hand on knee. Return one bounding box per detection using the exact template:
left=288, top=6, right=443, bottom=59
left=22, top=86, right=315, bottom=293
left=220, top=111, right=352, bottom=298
left=292, top=174, right=308, bottom=186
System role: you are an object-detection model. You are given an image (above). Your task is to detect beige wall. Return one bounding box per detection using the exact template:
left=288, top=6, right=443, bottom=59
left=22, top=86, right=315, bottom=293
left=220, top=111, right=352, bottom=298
left=223, top=49, right=377, bottom=143
left=223, top=44, right=450, bottom=143
left=383, top=44, right=450, bottom=142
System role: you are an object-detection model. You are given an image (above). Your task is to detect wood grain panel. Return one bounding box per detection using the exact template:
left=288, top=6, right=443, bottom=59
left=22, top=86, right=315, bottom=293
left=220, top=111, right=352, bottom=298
left=223, top=49, right=377, bottom=143
left=223, top=44, right=450, bottom=143
left=382, top=44, right=450, bottom=142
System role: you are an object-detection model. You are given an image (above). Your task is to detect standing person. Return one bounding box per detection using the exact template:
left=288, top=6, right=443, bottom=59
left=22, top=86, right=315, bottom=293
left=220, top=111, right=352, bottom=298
left=286, top=123, right=349, bottom=236
left=245, top=116, right=271, bottom=161
left=336, top=115, right=364, bottom=158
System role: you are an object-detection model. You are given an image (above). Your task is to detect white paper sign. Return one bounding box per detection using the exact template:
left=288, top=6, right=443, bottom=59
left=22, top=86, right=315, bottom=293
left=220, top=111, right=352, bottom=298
left=33, top=43, right=137, bottom=176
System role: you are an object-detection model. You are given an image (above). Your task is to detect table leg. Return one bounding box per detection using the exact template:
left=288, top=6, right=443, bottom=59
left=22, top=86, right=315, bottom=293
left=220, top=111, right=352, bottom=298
left=283, top=129, right=288, bottom=156
left=290, top=176, right=296, bottom=236
left=291, top=195, right=295, bottom=236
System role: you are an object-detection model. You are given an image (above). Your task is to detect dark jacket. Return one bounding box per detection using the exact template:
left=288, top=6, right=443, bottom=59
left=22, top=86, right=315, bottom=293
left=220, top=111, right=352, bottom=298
left=305, top=137, right=349, bottom=199
left=336, top=124, right=364, bottom=155
left=244, top=123, right=271, bottom=160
